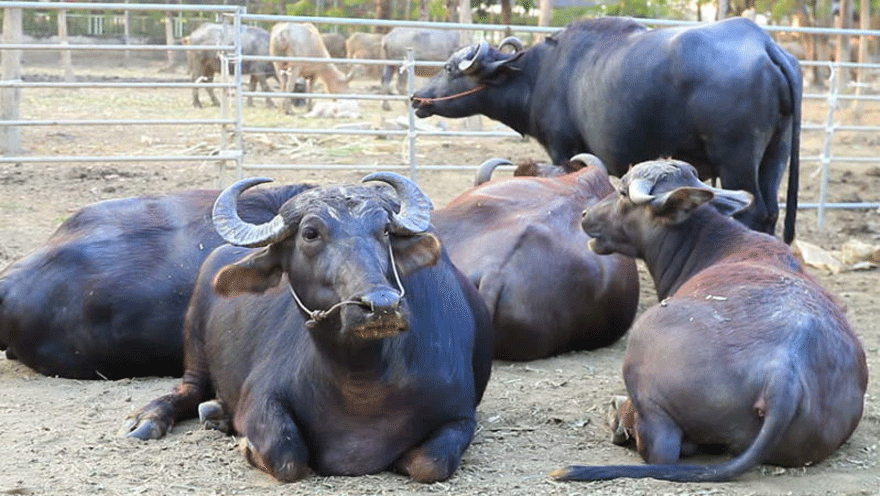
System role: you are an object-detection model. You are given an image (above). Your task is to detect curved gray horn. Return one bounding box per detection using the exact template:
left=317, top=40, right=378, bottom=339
left=627, top=178, right=655, bottom=205
left=458, top=41, right=490, bottom=75
left=362, top=172, right=433, bottom=235
left=498, top=36, right=524, bottom=53
left=569, top=153, right=607, bottom=174
left=212, top=177, right=291, bottom=248
left=475, top=158, right=513, bottom=186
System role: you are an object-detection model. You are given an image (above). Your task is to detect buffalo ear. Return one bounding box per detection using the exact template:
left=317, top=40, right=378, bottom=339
left=213, top=245, right=283, bottom=297
left=650, top=187, right=714, bottom=224
left=391, top=232, right=441, bottom=277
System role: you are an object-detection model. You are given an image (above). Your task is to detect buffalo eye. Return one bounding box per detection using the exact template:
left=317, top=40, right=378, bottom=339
left=445, top=63, right=453, bottom=74
left=301, top=226, right=320, bottom=241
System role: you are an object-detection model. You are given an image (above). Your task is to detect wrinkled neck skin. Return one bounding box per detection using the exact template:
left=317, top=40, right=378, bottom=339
left=643, top=207, right=744, bottom=300
left=479, top=57, right=537, bottom=137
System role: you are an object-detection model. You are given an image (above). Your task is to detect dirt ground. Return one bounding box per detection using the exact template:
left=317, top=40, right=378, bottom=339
left=1, top=54, right=879, bottom=496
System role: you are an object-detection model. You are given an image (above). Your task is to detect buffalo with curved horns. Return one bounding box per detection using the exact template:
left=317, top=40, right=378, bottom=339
left=122, top=173, right=493, bottom=483
left=552, top=158, right=866, bottom=482
left=412, top=17, right=802, bottom=243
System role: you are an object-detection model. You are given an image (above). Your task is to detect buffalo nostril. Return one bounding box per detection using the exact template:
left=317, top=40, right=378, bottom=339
left=358, top=289, right=401, bottom=314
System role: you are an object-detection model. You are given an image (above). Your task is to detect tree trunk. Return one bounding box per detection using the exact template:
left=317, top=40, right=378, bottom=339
left=854, top=0, right=871, bottom=117
left=716, top=0, right=729, bottom=20
left=501, top=0, right=512, bottom=25
left=374, top=0, right=392, bottom=34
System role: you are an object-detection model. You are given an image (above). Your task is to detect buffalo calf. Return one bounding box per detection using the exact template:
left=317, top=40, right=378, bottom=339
left=552, top=158, right=867, bottom=482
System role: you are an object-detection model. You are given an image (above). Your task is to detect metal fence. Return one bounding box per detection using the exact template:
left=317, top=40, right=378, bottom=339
left=2, top=1, right=879, bottom=228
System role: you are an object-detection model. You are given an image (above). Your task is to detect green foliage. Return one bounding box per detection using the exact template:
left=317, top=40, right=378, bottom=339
left=286, top=0, right=315, bottom=16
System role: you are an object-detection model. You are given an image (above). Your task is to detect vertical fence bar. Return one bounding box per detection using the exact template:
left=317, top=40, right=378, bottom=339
left=58, top=8, right=73, bottom=81
left=406, top=47, right=417, bottom=182
left=817, top=62, right=839, bottom=230
left=1, top=7, right=23, bottom=154
left=232, top=7, right=245, bottom=182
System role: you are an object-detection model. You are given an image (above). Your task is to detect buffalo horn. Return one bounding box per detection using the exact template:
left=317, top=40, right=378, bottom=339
left=362, top=172, right=433, bottom=235
left=474, top=158, right=514, bottom=186
left=458, top=41, right=490, bottom=75
left=627, top=178, right=655, bottom=204
left=212, top=177, right=291, bottom=248
left=569, top=153, right=607, bottom=174
left=498, top=36, right=524, bottom=53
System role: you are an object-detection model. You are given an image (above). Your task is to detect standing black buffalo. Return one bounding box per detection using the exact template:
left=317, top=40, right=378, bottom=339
left=122, top=173, right=493, bottom=483
left=0, top=185, right=309, bottom=379
left=411, top=17, right=802, bottom=243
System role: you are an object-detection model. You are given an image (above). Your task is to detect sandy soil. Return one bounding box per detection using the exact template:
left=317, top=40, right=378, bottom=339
left=1, top=56, right=879, bottom=496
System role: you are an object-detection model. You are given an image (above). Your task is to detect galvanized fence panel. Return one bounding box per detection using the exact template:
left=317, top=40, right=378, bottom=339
left=1, top=1, right=879, bottom=227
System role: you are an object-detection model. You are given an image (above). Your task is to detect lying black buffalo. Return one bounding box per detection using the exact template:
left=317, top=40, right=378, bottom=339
left=412, top=17, right=802, bottom=243
left=122, top=173, right=493, bottom=483
left=0, top=185, right=310, bottom=379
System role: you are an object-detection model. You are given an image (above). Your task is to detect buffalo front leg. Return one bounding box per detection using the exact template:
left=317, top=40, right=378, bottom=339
left=236, top=396, right=310, bottom=482
left=120, top=370, right=210, bottom=440
left=394, top=417, right=476, bottom=483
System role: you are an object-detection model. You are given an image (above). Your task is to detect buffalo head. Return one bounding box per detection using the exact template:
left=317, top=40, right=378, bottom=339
left=411, top=38, right=524, bottom=118
left=211, top=172, right=440, bottom=341
left=582, top=159, right=753, bottom=258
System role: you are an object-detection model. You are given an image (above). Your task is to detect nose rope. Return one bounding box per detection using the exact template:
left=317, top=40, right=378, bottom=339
left=288, top=242, right=406, bottom=326
left=411, top=84, right=487, bottom=105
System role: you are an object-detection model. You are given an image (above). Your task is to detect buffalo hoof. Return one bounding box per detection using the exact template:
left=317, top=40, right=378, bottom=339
left=120, top=416, right=166, bottom=440
left=239, top=437, right=310, bottom=482
left=607, top=395, right=635, bottom=446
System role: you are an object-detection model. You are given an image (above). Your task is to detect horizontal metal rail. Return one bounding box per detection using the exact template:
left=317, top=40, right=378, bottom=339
left=0, top=153, right=240, bottom=164
left=2, top=2, right=239, bottom=13
left=0, top=81, right=233, bottom=89
left=0, top=119, right=235, bottom=127
left=0, top=43, right=235, bottom=52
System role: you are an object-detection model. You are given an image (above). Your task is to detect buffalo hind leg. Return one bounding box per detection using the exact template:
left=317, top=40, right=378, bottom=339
left=608, top=396, right=699, bottom=458
left=394, top=417, right=476, bottom=483
left=237, top=396, right=310, bottom=482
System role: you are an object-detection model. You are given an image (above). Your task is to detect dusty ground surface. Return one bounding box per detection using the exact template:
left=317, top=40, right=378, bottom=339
left=1, top=53, right=879, bottom=496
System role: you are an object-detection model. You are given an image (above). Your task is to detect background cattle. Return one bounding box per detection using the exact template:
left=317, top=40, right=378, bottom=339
left=432, top=155, right=639, bottom=361
left=183, top=22, right=277, bottom=108
left=412, top=17, right=802, bottom=243
left=553, top=159, right=867, bottom=482
left=122, top=173, right=493, bottom=483
left=345, top=31, right=384, bottom=79
left=380, top=27, right=461, bottom=110
left=0, top=185, right=310, bottom=379
left=321, top=32, right=347, bottom=61
left=270, top=22, right=352, bottom=114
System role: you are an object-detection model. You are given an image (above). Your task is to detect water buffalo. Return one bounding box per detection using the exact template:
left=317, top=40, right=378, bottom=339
left=270, top=22, right=352, bottom=114
left=122, top=173, right=493, bottom=483
left=381, top=28, right=461, bottom=110
left=345, top=31, right=383, bottom=79
left=0, top=185, right=310, bottom=379
left=411, top=17, right=802, bottom=243
left=432, top=155, right=639, bottom=360
left=184, top=22, right=277, bottom=108
left=552, top=158, right=867, bottom=482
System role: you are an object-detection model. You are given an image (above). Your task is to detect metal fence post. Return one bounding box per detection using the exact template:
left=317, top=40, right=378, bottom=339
left=817, top=61, right=839, bottom=230
left=1, top=7, right=22, bottom=154
left=406, top=47, right=417, bottom=182
left=232, top=7, right=245, bottom=182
